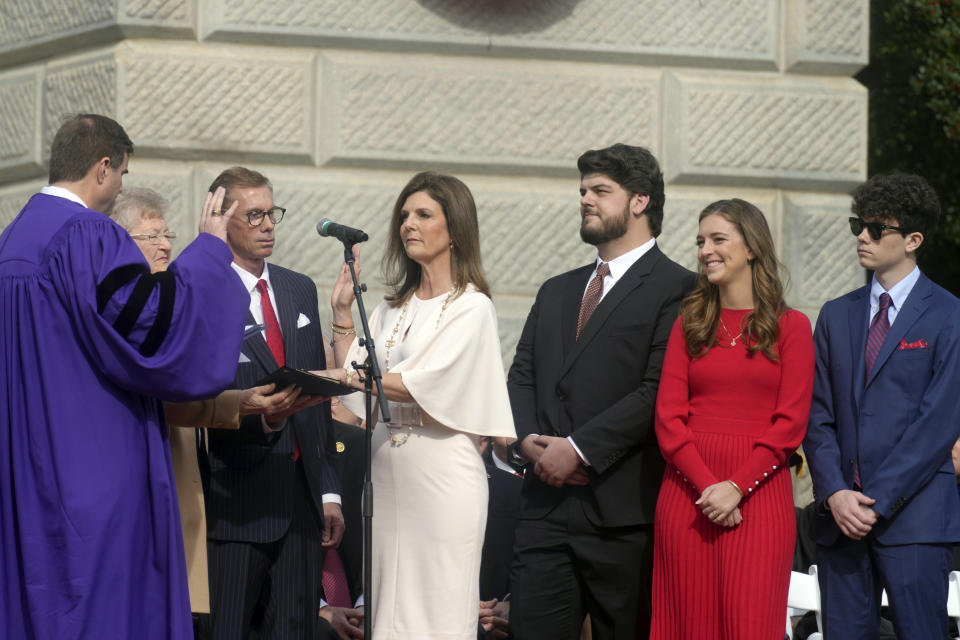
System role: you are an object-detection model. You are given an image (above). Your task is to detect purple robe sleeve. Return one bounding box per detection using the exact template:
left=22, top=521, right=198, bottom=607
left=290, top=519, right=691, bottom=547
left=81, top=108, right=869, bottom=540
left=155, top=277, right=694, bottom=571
left=0, top=196, right=249, bottom=638
left=49, top=217, right=249, bottom=401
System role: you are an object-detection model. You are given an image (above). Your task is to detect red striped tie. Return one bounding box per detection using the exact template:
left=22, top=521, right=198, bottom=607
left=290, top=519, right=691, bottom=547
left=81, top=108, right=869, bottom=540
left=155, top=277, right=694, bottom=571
left=864, top=292, right=892, bottom=376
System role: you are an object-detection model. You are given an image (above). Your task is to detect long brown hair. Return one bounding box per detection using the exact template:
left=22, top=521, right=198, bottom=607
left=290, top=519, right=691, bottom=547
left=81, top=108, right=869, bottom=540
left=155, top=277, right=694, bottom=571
left=680, top=199, right=787, bottom=361
left=382, top=171, right=491, bottom=307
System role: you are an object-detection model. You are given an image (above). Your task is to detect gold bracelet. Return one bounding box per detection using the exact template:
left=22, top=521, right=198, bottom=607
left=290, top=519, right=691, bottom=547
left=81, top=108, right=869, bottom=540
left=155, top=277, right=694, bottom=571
left=330, top=326, right=356, bottom=336
left=727, top=479, right=744, bottom=497
left=344, top=367, right=356, bottom=386
left=331, top=321, right=355, bottom=331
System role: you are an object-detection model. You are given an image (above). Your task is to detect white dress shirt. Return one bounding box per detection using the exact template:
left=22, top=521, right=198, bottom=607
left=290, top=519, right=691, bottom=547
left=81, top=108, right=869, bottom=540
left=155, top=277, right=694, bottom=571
left=868, top=265, right=920, bottom=328
left=41, top=185, right=88, bottom=208
left=231, top=262, right=282, bottom=343
left=232, top=262, right=340, bottom=505
left=533, top=237, right=653, bottom=467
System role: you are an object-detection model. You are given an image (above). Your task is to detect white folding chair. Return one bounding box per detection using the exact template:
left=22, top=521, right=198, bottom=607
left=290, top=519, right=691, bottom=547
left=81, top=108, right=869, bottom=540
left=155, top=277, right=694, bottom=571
left=786, top=565, right=822, bottom=640
left=947, top=570, right=960, bottom=635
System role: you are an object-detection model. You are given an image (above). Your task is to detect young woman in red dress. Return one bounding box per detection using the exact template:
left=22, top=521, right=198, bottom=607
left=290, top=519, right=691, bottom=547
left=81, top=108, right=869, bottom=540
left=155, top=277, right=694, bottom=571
left=650, top=199, right=815, bottom=639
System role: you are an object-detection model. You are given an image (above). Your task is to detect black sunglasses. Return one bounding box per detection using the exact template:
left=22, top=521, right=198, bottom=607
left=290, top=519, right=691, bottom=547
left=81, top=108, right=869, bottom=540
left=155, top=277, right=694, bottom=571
left=848, top=217, right=910, bottom=241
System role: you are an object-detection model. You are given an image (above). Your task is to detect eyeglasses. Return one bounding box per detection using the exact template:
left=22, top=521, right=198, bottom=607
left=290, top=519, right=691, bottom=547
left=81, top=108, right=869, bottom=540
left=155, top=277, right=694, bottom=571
left=244, top=206, right=286, bottom=227
left=848, top=217, right=910, bottom=241
left=130, top=231, right=176, bottom=244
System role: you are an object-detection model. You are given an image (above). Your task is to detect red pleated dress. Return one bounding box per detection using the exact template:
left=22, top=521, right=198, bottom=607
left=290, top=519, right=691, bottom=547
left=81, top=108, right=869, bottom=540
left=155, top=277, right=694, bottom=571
left=650, top=308, right=814, bottom=640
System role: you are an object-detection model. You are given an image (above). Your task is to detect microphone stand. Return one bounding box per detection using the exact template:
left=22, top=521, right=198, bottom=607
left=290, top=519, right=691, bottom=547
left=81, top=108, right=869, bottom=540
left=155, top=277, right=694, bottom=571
left=341, top=242, right=389, bottom=640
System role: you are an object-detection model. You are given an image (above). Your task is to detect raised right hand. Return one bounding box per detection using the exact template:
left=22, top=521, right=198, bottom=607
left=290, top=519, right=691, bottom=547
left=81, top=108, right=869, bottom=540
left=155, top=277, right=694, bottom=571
left=331, top=244, right=361, bottom=317
left=198, top=186, right=238, bottom=243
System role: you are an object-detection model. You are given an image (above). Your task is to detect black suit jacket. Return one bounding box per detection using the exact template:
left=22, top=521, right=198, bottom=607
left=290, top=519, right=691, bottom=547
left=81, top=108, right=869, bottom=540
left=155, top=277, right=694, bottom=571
left=331, top=420, right=364, bottom=604
left=480, top=452, right=524, bottom=601
left=205, top=264, right=341, bottom=543
left=507, top=245, right=695, bottom=527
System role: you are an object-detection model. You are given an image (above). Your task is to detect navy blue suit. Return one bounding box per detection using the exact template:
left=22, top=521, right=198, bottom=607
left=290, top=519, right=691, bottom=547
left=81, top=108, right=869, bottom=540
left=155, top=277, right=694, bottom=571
left=804, top=271, right=960, bottom=638
left=205, top=264, right=341, bottom=639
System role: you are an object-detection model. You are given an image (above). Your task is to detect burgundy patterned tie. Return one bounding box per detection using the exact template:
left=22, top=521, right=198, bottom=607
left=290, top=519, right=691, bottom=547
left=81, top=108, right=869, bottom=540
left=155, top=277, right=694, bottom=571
left=856, top=292, right=892, bottom=488
left=321, top=548, right=352, bottom=608
left=864, top=292, right=892, bottom=376
left=576, top=262, right=610, bottom=339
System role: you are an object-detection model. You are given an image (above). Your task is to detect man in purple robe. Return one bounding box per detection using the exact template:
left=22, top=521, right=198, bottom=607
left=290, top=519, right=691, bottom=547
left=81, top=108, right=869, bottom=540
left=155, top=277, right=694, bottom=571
left=0, top=114, right=249, bottom=639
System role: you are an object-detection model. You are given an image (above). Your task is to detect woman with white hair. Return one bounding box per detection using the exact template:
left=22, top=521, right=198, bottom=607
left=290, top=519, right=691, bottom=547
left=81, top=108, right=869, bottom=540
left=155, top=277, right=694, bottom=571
left=112, top=187, right=175, bottom=274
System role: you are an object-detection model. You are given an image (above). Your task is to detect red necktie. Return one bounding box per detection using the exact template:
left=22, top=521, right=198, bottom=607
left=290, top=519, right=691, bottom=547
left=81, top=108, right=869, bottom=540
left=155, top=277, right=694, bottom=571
left=576, top=262, right=610, bottom=339
left=256, top=279, right=285, bottom=367
left=864, top=292, right=892, bottom=376
left=321, top=548, right=352, bottom=608
left=257, top=279, right=298, bottom=460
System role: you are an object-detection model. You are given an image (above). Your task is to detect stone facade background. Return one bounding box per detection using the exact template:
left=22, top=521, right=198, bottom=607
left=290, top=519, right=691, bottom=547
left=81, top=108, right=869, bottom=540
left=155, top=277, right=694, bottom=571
left=0, top=0, right=869, bottom=366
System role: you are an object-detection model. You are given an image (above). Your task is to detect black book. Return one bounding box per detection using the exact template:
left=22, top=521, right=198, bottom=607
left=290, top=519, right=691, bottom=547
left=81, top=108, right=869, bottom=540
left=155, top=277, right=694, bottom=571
left=255, top=366, right=358, bottom=397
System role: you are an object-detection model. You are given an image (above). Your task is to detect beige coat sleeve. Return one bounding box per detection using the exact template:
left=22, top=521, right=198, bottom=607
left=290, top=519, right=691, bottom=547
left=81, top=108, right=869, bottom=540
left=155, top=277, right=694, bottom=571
left=162, top=389, right=242, bottom=430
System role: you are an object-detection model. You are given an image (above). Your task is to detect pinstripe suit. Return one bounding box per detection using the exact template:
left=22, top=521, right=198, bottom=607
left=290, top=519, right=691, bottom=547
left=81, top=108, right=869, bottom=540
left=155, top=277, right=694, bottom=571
left=205, top=262, right=341, bottom=639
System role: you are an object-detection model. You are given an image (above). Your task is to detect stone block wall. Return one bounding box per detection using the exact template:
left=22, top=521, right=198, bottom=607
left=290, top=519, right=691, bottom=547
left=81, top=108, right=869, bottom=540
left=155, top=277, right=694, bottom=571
left=0, top=0, right=869, bottom=366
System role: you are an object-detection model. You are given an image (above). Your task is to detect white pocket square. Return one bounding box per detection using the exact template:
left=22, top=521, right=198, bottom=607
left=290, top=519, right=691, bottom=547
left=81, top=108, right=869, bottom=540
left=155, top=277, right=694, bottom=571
left=238, top=352, right=251, bottom=363
left=297, top=313, right=310, bottom=329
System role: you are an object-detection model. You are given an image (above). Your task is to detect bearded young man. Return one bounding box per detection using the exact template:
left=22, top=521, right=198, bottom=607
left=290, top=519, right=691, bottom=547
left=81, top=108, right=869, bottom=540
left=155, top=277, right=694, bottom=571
left=506, top=143, right=695, bottom=639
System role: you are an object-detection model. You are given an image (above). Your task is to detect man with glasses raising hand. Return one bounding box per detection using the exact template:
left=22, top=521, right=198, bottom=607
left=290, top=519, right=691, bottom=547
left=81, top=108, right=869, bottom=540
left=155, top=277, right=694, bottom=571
left=804, top=173, right=960, bottom=639
left=203, top=167, right=344, bottom=639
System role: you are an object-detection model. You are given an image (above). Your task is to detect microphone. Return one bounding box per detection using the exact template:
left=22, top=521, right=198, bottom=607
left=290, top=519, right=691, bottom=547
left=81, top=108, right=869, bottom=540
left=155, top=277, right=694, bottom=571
left=316, top=218, right=369, bottom=244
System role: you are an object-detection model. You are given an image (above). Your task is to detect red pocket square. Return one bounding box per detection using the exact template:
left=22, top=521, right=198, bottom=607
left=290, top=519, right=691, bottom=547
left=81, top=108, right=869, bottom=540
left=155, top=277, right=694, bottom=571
left=898, top=338, right=928, bottom=350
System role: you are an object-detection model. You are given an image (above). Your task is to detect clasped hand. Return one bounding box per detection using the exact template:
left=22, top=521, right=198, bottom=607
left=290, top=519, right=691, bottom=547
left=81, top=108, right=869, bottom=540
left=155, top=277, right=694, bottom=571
left=319, top=603, right=363, bottom=639
left=521, top=435, right=590, bottom=487
left=696, top=481, right=743, bottom=527
left=479, top=598, right=510, bottom=639
left=826, top=489, right=878, bottom=540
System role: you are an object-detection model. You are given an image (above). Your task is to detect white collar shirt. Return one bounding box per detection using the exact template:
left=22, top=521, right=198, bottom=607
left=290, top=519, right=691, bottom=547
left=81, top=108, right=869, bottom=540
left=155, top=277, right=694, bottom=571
left=231, top=262, right=282, bottom=340
left=583, top=237, right=656, bottom=302
left=40, top=185, right=89, bottom=209
left=869, top=265, right=920, bottom=327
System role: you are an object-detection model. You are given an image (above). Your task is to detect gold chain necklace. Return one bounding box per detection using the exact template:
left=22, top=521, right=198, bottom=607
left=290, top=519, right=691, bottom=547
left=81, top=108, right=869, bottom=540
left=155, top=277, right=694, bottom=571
left=718, top=316, right=743, bottom=347
left=383, top=286, right=456, bottom=370
left=383, top=286, right=456, bottom=447
left=383, top=301, right=409, bottom=371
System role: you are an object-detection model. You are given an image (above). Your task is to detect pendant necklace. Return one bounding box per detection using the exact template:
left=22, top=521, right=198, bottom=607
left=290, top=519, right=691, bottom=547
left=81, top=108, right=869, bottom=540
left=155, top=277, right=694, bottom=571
left=383, top=286, right=456, bottom=370
left=383, top=301, right=409, bottom=371
left=383, top=286, right=456, bottom=446
left=718, top=316, right=743, bottom=347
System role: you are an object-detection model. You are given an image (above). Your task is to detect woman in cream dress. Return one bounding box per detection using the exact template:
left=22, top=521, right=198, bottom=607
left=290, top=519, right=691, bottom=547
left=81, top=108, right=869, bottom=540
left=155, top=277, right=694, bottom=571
left=330, top=172, right=516, bottom=640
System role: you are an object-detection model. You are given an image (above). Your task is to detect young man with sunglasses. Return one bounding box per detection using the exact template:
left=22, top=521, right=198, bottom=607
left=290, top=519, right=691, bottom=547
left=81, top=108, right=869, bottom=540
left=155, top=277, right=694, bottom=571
left=804, top=173, right=960, bottom=639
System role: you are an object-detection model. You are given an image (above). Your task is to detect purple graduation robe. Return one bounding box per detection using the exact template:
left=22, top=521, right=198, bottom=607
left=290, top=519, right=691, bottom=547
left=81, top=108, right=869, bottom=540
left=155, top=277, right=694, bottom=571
left=0, top=193, right=249, bottom=639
